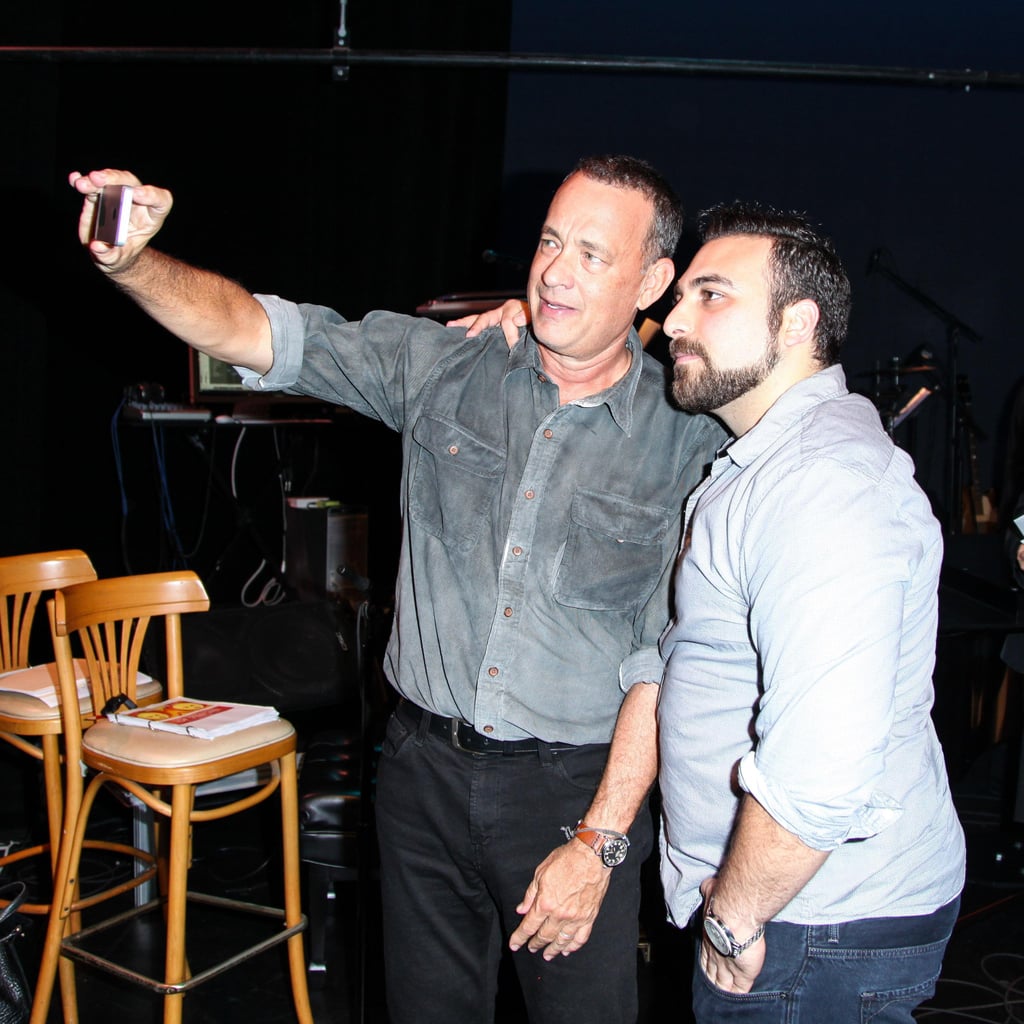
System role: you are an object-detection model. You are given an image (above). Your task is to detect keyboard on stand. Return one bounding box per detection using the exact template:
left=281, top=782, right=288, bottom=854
left=122, top=402, right=213, bottom=424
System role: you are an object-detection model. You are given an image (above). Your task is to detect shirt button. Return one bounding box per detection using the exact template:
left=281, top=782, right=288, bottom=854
left=448, top=445, right=459, bottom=455
left=538, top=374, right=548, bottom=383
left=524, top=489, right=535, bottom=500
left=487, top=666, right=499, bottom=677
left=512, top=546, right=523, bottom=556
left=483, top=725, right=495, bottom=734
left=503, top=607, right=513, bottom=617
left=543, top=428, right=553, bottom=439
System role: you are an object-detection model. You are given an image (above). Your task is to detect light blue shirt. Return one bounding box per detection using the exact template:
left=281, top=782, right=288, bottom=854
left=658, top=365, right=965, bottom=927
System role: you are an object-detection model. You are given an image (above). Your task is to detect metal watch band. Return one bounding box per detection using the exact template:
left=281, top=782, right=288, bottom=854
left=703, top=895, right=765, bottom=957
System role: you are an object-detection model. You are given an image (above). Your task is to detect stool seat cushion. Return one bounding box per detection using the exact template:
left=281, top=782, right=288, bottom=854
left=83, top=717, right=296, bottom=771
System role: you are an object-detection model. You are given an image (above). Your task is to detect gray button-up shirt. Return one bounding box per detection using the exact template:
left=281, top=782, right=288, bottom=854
left=248, top=296, right=724, bottom=745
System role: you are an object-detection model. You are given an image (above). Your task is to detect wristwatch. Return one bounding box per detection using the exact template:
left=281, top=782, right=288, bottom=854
left=561, top=820, right=630, bottom=868
left=702, top=896, right=765, bottom=958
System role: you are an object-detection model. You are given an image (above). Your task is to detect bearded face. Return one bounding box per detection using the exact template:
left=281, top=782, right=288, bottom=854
left=670, top=332, right=780, bottom=414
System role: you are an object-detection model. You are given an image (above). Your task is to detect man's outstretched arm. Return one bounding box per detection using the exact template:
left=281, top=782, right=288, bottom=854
left=69, top=168, right=273, bottom=374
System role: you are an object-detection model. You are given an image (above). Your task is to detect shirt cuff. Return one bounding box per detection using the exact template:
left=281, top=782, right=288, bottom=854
left=738, top=751, right=903, bottom=850
left=236, top=294, right=306, bottom=391
left=619, top=648, right=664, bottom=694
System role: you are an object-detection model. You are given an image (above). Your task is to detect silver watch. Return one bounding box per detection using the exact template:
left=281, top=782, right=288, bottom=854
left=703, top=896, right=765, bottom=957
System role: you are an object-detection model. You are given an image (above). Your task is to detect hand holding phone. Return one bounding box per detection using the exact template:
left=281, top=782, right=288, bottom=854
left=93, top=184, right=134, bottom=246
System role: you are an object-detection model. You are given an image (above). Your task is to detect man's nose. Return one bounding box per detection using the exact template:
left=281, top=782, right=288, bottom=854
left=541, top=248, right=572, bottom=289
left=662, top=299, right=690, bottom=336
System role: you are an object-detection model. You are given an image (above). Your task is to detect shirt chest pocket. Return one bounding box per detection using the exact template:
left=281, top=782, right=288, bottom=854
left=554, top=488, right=675, bottom=612
left=409, top=414, right=505, bottom=551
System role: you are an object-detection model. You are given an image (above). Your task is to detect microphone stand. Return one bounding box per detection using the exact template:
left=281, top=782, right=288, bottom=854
left=868, top=251, right=983, bottom=535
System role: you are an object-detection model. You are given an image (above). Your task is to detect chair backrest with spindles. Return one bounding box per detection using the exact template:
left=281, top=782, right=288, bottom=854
left=49, top=571, right=211, bottom=750
left=0, top=550, right=97, bottom=672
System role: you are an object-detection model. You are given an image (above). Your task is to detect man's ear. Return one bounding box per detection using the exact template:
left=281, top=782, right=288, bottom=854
left=637, top=256, right=675, bottom=312
left=780, top=298, right=820, bottom=350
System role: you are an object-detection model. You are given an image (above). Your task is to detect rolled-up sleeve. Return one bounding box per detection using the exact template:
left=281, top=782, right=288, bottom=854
left=736, top=456, right=927, bottom=848
left=234, top=294, right=308, bottom=391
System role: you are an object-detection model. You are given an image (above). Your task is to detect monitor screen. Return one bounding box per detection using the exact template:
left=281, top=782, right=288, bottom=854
left=188, top=349, right=330, bottom=411
left=190, top=350, right=246, bottom=402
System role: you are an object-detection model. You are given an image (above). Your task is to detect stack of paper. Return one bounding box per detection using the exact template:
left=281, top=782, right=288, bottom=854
left=0, top=660, right=92, bottom=708
left=106, top=698, right=279, bottom=740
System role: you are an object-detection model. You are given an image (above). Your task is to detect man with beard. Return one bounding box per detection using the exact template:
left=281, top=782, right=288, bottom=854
left=657, top=200, right=965, bottom=1022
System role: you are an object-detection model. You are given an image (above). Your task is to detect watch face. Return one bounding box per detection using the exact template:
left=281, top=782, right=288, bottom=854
left=703, top=915, right=734, bottom=957
left=601, top=837, right=629, bottom=867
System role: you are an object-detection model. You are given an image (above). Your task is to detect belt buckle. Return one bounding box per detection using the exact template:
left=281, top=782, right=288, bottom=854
left=449, top=717, right=471, bottom=752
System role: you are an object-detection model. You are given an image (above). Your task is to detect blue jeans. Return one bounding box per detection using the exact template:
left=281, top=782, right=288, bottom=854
left=691, top=897, right=960, bottom=1023
left=375, top=702, right=654, bottom=1024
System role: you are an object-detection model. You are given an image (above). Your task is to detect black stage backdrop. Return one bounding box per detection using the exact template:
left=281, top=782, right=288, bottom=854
left=1, top=1, right=511, bottom=594
left=4, top=0, right=1023, bottom=593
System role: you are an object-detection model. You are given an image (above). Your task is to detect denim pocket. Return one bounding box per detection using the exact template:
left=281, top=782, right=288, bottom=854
left=380, top=708, right=416, bottom=759
left=861, top=971, right=940, bottom=1023
left=553, top=488, right=674, bottom=611
left=409, top=414, right=504, bottom=551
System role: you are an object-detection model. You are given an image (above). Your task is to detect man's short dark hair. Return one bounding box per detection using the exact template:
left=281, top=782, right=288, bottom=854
left=572, top=155, right=684, bottom=268
left=698, top=201, right=851, bottom=366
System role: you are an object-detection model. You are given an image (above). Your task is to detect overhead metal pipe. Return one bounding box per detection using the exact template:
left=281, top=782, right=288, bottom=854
left=0, top=46, right=1021, bottom=90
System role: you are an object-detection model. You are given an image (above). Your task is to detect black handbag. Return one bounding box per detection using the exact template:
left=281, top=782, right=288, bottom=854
left=0, top=882, right=31, bottom=1024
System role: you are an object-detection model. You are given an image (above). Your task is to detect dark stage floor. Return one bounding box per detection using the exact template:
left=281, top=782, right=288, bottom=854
left=3, top=733, right=1023, bottom=1024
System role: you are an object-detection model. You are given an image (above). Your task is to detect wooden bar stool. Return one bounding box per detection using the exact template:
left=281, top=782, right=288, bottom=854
left=29, top=570, right=313, bottom=1024
left=1, top=551, right=99, bottom=899
left=0, top=552, right=164, bottom=892
left=0, top=550, right=164, bottom=1024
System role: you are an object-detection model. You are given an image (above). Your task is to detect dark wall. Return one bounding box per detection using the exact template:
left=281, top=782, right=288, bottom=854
left=1, top=1, right=511, bottom=598
left=495, top=0, right=1024, bottom=537
left=4, top=1, right=1022, bottom=596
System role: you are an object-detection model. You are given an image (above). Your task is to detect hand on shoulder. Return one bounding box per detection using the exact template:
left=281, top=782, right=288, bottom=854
left=447, top=298, right=529, bottom=348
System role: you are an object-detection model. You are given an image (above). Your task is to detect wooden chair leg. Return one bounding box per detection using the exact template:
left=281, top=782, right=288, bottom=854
left=280, top=753, right=315, bottom=1024
left=155, top=788, right=170, bottom=902
left=29, top=778, right=97, bottom=1024
left=56, top=955, right=80, bottom=1024
left=39, top=733, right=80, bottom=1024
left=162, top=785, right=194, bottom=1024
left=40, top=735, right=63, bottom=873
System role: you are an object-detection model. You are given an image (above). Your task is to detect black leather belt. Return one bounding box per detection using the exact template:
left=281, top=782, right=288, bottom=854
left=399, top=700, right=577, bottom=756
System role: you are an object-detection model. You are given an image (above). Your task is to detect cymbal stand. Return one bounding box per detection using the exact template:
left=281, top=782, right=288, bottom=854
left=868, top=251, right=982, bottom=534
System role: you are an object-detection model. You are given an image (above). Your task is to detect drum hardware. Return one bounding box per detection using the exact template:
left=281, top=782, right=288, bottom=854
left=866, top=248, right=983, bottom=535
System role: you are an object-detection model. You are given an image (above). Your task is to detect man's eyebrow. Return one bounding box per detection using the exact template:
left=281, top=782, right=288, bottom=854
left=674, top=272, right=734, bottom=302
left=691, top=273, right=734, bottom=289
left=577, top=235, right=613, bottom=260
left=540, top=225, right=614, bottom=262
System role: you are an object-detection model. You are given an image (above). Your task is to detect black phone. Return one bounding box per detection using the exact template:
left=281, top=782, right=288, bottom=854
left=93, top=184, right=134, bottom=246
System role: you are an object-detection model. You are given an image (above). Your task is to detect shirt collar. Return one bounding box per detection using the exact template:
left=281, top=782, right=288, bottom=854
left=724, top=364, right=848, bottom=469
left=508, top=328, right=645, bottom=435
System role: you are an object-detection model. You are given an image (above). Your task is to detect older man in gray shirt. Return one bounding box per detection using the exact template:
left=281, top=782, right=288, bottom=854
left=68, top=155, right=724, bottom=1023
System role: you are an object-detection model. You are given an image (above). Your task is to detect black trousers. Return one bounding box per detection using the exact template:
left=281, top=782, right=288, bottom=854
left=375, top=702, right=653, bottom=1024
